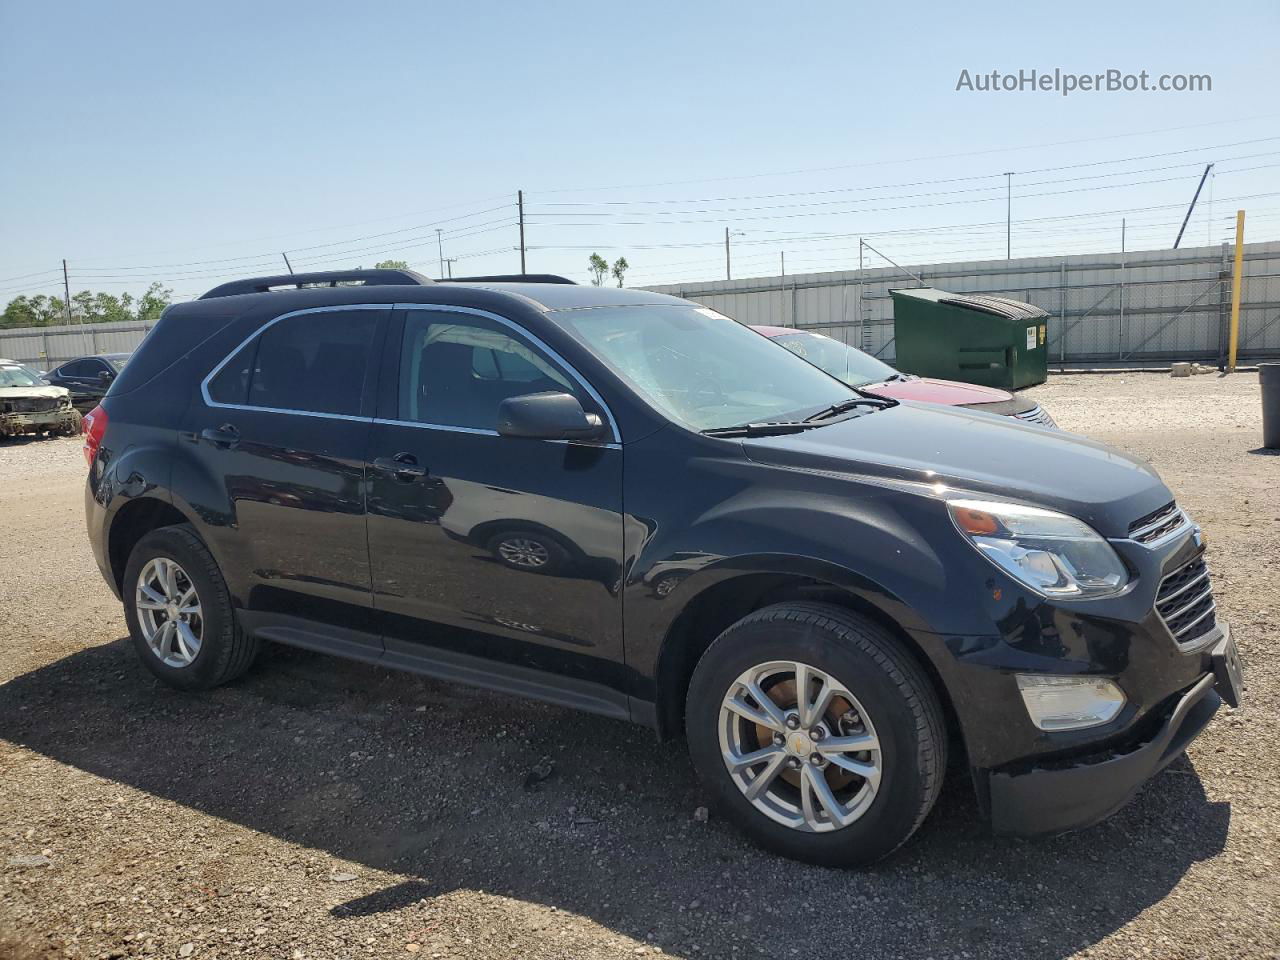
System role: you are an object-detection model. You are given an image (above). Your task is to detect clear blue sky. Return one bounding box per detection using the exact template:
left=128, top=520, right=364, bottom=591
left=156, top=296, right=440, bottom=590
left=2, top=0, right=1277, bottom=301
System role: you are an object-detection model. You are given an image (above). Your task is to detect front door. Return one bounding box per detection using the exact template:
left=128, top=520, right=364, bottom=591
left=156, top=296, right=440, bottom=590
left=186, top=305, right=389, bottom=637
left=365, top=306, right=626, bottom=694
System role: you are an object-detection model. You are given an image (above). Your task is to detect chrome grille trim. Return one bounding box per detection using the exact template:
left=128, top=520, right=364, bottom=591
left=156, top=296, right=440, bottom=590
left=1126, top=502, right=1189, bottom=546
left=1012, top=404, right=1057, bottom=429
left=1155, top=566, right=1210, bottom=607
left=1155, top=555, right=1218, bottom=649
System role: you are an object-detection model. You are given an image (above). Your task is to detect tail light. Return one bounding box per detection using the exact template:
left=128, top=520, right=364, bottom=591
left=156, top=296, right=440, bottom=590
left=82, top=405, right=107, bottom=466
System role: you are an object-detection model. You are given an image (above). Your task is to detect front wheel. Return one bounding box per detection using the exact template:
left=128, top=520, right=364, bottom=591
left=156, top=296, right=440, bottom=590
left=685, top=602, right=947, bottom=866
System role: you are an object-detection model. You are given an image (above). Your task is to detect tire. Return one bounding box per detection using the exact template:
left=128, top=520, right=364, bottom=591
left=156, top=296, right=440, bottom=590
left=685, top=602, right=946, bottom=867
left=485, top=528, right=570, bottom=576
left=61, top=409, right=83, bottom=436
left=123, top=524, right=259, bottom=691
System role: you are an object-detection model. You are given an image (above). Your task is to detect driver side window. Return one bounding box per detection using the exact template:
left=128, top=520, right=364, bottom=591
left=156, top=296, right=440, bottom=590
left=399, top=311, right=580, bottom=431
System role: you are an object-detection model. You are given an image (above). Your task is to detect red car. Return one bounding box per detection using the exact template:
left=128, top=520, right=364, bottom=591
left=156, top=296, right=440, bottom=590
left=753, top=325, right=1057, bottom=428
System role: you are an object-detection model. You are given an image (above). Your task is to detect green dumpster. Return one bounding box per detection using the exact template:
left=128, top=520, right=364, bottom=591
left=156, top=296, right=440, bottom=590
left=890, top=287, right=1049, bottom=390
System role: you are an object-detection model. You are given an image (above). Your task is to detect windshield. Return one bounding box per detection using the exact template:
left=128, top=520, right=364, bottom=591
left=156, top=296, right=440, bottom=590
left=0, top=365, right=45, bottom=388
left=554, top=304, right=857, bottom=431
left=770, top=332, right=898, bottom=388
left=105, top=355, right=130, bottom=371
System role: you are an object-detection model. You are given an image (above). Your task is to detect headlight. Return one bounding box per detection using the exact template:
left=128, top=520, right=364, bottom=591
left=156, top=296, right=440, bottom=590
left=948, top=498, right=1128, bottom=599
left=1016, top=674, right=1126, bottom=730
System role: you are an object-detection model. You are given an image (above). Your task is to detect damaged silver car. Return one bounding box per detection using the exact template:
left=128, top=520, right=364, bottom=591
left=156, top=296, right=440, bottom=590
left=0, top=360, right=82, bottom=438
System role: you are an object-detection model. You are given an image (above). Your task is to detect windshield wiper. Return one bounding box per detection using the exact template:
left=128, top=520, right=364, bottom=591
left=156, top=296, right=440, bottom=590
left=701, top=421, right=818, bottom=438
left=802, top=397, right=895, bottom=422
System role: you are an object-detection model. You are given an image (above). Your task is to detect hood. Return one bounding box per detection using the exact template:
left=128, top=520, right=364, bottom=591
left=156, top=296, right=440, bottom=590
left=740, top=401, right=1168, bottom=537
left=0, top=385, right=69, bottom=401
left=860, top=376, right=1015, bottom=407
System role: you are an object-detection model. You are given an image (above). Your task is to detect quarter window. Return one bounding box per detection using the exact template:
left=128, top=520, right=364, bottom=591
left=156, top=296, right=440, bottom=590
left=207, top=310, right=380, bottom=417
left=57, top=359, right=91, bottom=378
left=398, top=311, right=579, bottom=430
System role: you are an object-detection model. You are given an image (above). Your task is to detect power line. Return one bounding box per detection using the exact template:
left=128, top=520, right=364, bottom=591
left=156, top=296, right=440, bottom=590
left=530, top=115, right=1280, bottom=194
left=534, top=140, right=1280, bottom=210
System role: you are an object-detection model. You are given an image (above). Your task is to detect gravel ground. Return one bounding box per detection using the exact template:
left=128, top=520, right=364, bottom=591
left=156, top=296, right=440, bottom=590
left=0, top=372, right=1276, bottom=960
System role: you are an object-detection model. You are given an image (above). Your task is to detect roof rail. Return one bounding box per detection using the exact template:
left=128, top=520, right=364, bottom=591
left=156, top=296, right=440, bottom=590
left=439, top=274, right=576, bottom=285
left=199, top=268, right=433, bottom=300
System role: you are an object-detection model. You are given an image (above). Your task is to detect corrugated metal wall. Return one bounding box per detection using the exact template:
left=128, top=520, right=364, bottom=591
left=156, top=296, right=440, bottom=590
left=0, top=320, right=158, bottom=371
left=644, top=241, right=1280, bottom=366
left=5, top=241, right=1278, bottom=371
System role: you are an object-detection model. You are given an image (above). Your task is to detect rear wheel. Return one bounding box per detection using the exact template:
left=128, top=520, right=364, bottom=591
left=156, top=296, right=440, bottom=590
left=123, top=525, right=259, bottom=690
left=685, top=602, right=946, bottom=866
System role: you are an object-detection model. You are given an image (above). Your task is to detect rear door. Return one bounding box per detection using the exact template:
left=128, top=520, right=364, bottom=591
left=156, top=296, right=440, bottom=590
left=365, top=305, right=627, bottom=703
left=188, top=305, right=390, bottom=641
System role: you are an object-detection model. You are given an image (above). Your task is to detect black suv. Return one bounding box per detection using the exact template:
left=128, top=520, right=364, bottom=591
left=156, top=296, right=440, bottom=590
left=84, top=269, right=1243, bottom=865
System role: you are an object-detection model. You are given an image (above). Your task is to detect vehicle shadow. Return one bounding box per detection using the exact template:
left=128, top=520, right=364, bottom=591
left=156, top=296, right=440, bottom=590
left=0, top=639, right=1230, bottom=960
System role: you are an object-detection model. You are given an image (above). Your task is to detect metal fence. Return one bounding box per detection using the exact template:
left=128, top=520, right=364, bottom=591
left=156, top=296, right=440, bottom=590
left=645, top=240, right=1280, bottom=367
left=0, top=319, right=159, bottom=371
left=5, top=241, right=1279, bottom=371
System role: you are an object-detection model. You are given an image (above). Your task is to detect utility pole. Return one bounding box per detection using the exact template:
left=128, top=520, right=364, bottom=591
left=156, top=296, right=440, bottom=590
left=281, top=252, right=294, bottom=274
left=1174, top=163, right=1214, bottom=249
left=725, top=227, right=731, bottom=280
left=1004, top=172, right=1013, bottom=259
left=436, top=229, right=444, bottom=277
left=517, top=190, right=527, bottom=274
left=1119, top=218, right=1126, bottom=360
left=444, top=258, right=457, bottom=278
left=1227, top=209, right=1246, bottom=372
left=780, top=251, right=785, bottom=277
left=63, top=259, right=90, bottom=358
left=61, top=259, right=72, bottom=324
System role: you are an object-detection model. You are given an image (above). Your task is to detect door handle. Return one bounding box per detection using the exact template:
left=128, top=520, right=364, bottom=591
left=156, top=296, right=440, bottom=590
left=199, top=424, right=241, bottom=449
left=372, top=452, right=428, bottom=481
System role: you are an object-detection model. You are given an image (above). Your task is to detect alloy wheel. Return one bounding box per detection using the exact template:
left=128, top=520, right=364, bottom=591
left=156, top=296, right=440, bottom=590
left=497, top=537, right=550, bottom=569
left=134, top=556, right=203, bottom=668
left=718, top=660, right=882, bottom=833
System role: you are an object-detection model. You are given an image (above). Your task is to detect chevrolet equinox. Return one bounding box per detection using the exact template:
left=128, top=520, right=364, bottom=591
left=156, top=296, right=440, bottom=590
left=83, top=268, right=1244, bottom=865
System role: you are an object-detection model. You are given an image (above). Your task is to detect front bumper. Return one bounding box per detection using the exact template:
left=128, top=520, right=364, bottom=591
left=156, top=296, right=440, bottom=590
left=984, top=626, right=1241, bottom=836
left=0, top=406, right=79, bottom=436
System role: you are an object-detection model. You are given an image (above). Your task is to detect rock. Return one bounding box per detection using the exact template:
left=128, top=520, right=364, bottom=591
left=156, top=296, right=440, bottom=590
left=7, top=854, right=51, bottom=868
left=523, top=757, right=555, bottom=791
left=1171, top=363, right=1191, bottom=377
left=178, top=943, right=195, bottom=957
left=692, top=806, right=709, bottom=823
left=330, top=872, right=358, bottom=883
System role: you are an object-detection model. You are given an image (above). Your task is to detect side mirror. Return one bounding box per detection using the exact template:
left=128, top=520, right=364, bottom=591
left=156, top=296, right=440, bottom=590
left=497, top=391, right=606, bottom=442
left=98, top=370, right=115, bottom=384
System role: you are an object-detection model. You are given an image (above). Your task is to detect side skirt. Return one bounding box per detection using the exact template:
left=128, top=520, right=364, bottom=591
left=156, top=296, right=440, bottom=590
left=237, top=610, right=633, bottom=723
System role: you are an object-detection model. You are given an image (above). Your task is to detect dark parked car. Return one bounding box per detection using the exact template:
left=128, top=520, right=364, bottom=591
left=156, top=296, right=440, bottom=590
left=45, top=352, right=131, bottom=411
left=83, top=269, right=1242, bottom=866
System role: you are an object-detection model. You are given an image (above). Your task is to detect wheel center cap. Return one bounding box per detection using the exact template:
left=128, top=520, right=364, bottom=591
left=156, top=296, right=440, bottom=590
left=790, top=733, right=814, bottom=757
left=165, top=602, right=179, bottom=619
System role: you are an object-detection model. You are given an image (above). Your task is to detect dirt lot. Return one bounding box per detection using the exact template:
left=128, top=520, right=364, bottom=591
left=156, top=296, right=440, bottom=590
left=0, top=372, right=1277, bottom=960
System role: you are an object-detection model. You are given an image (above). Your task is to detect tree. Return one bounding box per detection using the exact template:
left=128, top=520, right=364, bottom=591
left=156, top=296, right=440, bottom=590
left=611, top=257, right=629, bottom=288
left=0, top=283, right=173, bottom=330
left=588, top=253, right=609, bottom=286
left=374, top=259, right=410, bottom=270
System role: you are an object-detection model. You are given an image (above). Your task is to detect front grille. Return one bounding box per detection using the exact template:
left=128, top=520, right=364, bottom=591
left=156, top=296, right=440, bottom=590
left=4, top=397, right=58, bottom=413
left=1156, top=556, right=1217, bottom=647
left=1012, top=404, right=1057, bottom=428
left=1128, top=501, right=1187, bottom=543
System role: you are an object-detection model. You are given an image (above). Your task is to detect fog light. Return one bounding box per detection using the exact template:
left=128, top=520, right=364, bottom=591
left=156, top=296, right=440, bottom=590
left=1015, top=674, right=1126, bottom=731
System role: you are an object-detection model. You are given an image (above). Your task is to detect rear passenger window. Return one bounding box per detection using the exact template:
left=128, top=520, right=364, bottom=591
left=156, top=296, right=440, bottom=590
left=207, top=310, right=380, bottom=416
left=57, top=360, right=90, bottom=377
left=399, top=311, right=578, bottom=430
